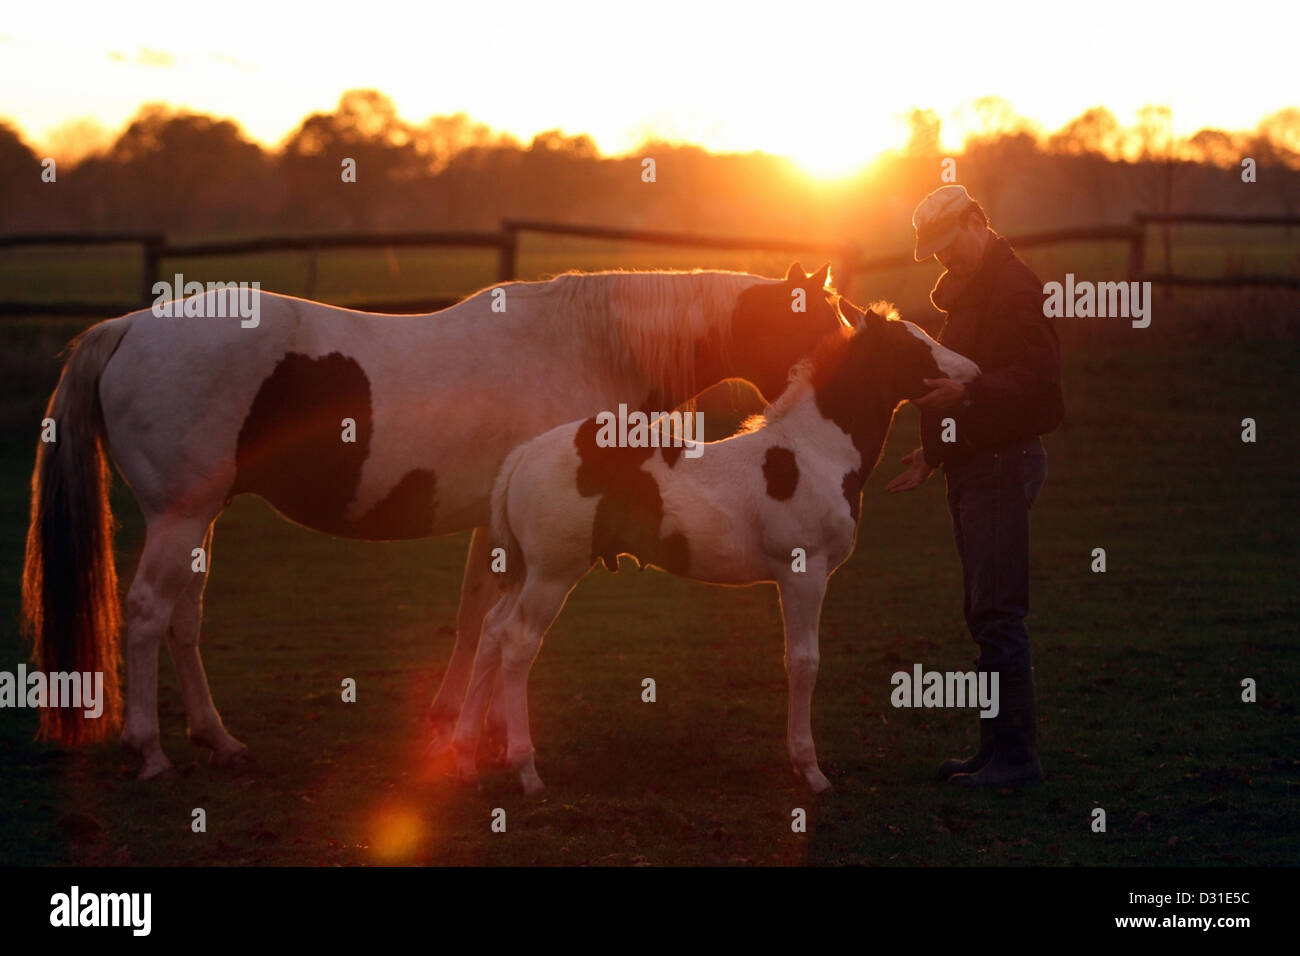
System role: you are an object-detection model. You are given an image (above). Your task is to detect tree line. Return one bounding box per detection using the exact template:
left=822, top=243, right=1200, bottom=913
left=2, top=90, right=1298, bottom=251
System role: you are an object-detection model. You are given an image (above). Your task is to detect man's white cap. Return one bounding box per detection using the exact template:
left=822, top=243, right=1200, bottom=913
left=912, top=184, right=976, bottom=262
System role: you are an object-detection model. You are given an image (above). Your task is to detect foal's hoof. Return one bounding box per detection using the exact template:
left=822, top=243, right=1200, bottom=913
left=457, top=766, right=481, bottom=789
left=426, top=706, right=457, bottom=737
left=520, top=775, right=547, bottom=797
left=425, top=734, right=453, bottom=761
left=425, top=716, right=459, bottom=758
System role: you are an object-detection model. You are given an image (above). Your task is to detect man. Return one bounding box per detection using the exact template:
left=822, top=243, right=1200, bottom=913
left=886, top=184, right=1064, bottom=788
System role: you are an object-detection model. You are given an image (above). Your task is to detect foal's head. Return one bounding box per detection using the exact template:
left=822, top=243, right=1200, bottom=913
left=837, top=299, right=980, bottom=403
left=720, top=262, right=852, bottom=402
left=805, top=300, right=981, bottom=457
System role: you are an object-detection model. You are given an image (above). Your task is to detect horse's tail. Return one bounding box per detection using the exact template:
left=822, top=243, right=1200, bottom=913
left=490, top=441, right=531, bottom=593
left=21, top=317, right=132, bottom=746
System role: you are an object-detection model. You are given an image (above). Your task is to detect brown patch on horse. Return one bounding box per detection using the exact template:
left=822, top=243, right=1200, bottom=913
left=232, top=352, right=373, bottom=535
left=353, top=468, right=437, bottom=540
left=763, top=446, right=799, bottom=500
left=574, top=417, right=689, bottom=575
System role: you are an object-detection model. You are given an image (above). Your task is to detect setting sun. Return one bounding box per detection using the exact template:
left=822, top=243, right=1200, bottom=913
left=782, top=119, right=907, bottom=180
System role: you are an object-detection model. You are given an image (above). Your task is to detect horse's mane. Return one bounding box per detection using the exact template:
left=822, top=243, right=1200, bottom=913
left=499, top=269, right=764, bottom=401
left=740, top=300, right=900, bottom=433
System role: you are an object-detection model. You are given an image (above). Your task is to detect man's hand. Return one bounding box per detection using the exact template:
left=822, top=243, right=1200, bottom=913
left=886, top=447, right=933, bottom=493
left=912, top=377, right=967, bottom=412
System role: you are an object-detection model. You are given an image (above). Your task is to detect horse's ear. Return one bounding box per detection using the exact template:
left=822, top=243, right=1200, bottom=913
left=785, top=261, right=807, bottom=282
left=810, top=262, right=831, bottom=289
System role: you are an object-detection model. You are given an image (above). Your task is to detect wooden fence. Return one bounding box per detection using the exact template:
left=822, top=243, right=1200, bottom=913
left=1134, top=214, right=1300, bottom=289
left=1, top=213, right=1296, bottom=316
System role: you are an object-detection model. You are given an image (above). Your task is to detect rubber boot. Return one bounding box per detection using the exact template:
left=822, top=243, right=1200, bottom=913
left=937, top=714, right=996, bottom=779
left=950, top=668, right=1043, bottom=789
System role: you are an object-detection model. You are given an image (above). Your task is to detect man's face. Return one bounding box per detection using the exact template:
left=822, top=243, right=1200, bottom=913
left=934, top=214, right=987, bottom=275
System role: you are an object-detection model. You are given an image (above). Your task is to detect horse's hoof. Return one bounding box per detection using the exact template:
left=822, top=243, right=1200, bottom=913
left=189, top=727, right=247, bottom=753
left=520, top=776, right=546, bottom=797
left=210, top=746, right=255, bottom=771
left=806, top=770, right=833, bottom=794
left=137, top=758, right=175, bottom=781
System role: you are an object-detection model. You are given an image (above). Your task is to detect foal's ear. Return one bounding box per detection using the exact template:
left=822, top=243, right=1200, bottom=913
left=810, top=262, right=831, bottom=289
left=838, top=298, right=867, bottom=329
left=785, top=261, right=808, bottom=282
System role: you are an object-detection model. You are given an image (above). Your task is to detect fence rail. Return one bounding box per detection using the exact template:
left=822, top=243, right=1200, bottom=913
left=0, top=214, right=1295, bottom=316
left=0, top=232, right=165, bottom=248
left=1136, top=214, right=1300, bottom=227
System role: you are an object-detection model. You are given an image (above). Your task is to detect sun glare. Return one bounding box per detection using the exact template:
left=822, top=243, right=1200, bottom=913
left=763, top=109, right=909, bottom=183
left=789, top=146, right=879, bottom=182
left=370, top=805, right=425, bottom=862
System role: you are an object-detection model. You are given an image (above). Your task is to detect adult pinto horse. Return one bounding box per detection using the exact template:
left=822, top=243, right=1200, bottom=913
left=22, top=263, right=849, bottom=778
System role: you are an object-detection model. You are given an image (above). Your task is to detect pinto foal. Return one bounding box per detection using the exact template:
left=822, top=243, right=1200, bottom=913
left=452, top=302, right=980, bottom=793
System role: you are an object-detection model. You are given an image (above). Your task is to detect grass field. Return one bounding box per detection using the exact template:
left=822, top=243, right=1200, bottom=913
left=0, top=278, right=1297, bottom=866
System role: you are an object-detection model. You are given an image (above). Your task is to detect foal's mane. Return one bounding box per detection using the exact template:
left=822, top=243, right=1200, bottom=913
left=742, top=300, right=900, bottom=432
left=501, top=269, right=763, bottom=400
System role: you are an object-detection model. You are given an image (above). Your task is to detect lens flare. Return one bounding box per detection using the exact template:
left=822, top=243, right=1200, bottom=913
left=370, top=805, right=424, bottom=862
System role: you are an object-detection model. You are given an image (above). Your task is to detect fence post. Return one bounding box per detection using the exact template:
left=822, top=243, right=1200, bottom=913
left=1128, top=216, right=1145, bottom=284
left=140, top=236, right=162, bottom=308
left=497, top=222, right=518, bottom=283
left=306, top=242, right=319, bottom=298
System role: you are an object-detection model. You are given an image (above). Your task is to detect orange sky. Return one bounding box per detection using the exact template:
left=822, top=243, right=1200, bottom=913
left=2, top=0, right=1294, bottom=178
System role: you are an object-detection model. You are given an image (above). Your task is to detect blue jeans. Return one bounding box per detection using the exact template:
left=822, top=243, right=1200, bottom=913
left=943, top=437, right=1047, bottom=678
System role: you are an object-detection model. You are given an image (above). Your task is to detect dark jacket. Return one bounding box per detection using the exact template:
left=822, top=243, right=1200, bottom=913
left=921, top=235, right=1065, bottom=468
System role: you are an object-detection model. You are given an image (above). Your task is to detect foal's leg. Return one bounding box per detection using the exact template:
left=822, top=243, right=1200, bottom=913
left=777, top=571, right=832, bottom=793
left=483, top=671, right=510, bottom=763
left=428, top=528, right=499, bottom=747
left=121, top=514, right=213, bottom=780
left=449, top=593, right=514, bottom=785
left=165, top=521, right=248, bottom=766
left=498, top=578, right=575, bottom=795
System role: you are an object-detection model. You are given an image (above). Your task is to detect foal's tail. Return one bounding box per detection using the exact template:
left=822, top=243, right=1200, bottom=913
left=490, top=442, right=530, bottom=592
left=21, top=318, right=132, bottom=745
